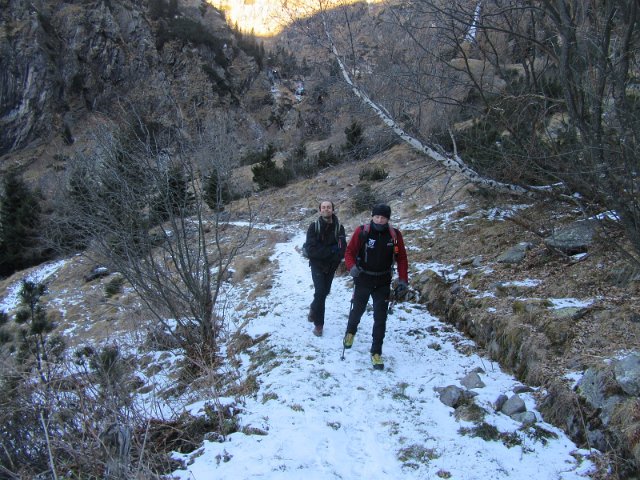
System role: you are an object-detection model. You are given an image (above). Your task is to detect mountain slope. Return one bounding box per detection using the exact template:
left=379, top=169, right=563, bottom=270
left=0, top=144, right=638, bottom=477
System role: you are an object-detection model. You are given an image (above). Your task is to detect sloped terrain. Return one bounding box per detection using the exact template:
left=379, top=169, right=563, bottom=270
left=1, top=1, right=639, bottom=475
left=226, top=144, right=640, bottom=476
left=0, top=143, right=639, bottom=476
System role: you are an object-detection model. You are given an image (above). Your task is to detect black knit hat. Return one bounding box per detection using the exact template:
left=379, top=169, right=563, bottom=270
left=371, top=203, right=391, bottom=219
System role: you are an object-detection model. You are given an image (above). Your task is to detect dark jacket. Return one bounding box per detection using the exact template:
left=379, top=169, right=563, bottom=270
left=344, top=222, right=408, bottom=282
left=306, top=215, right=346, bottom=273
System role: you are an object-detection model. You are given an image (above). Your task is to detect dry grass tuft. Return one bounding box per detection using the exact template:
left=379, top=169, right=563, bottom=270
left=233, top=255, right=271, bottom=282
left=611, top=399, right=640, bottom=466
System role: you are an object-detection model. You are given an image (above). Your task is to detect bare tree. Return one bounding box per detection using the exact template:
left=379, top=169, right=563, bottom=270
left=296, top=0, right=640, bottom=264
left=193, top=111, right=245, bottom=209
left=303, top=0, right=530, bottom=194
left=59, top=109, right=251, bottom=364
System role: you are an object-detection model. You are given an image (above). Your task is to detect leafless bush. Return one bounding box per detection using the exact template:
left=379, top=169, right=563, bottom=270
left=312, top=0, right=640, bottom=266
left=52, top=106, right=252, bottom=367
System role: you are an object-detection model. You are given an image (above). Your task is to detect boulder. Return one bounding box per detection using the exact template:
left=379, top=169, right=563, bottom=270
left=500, top=394, right=526, bottom=416
left=512, top=411, right=537, bottom=426
left=497, top=242, right=532, bottom=264
left=460, top=371, right=486, bottom=389
left=436, top=385, right=477, bottom=408
left=84, top=265, right=110, bottom=282
left=544, top=221, right=596, bottom=254
left=613, top=352, right=640, bottom=396
left=576, top=366, right=624, bottom=425
left=437, top=385, right=465, bottom=408
left=494, top=394, right=508, bottom=411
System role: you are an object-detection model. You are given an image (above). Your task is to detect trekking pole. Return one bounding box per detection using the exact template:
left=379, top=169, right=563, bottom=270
left=340, top=337, right=347, bottom=361
left=387, top=287, right=397, bottom=315
left=341, top=283, right=356, bottom=361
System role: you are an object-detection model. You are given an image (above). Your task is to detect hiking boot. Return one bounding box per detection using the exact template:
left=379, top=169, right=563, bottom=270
left=343, top=333, right=355, bottom=349
left=313, top=325, right=323, bottom=337
left=371, top=353, right=384, bottom=370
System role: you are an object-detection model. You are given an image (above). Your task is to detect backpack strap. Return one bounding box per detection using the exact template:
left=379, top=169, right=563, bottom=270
left=357, top=223, right=398, bottom=271
left=317, top=217, right=342, bottom=247
left=334, top=219, right=342, bottom=248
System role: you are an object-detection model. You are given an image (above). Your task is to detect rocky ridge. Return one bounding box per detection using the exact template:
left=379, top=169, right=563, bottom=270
left=0, top=0, right=261, bottom=171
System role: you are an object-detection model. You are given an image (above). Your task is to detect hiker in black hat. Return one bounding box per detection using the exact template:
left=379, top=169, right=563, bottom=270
left=304, top=201, right=346, bottom=337
left=342, top=203, right=409, bottom=370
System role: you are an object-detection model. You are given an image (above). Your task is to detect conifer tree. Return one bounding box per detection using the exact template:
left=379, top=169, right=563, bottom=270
left=251, top=144, right=288, bottom=190
left=151, top=163, right=195, bottom=222
left=0, top=172, right=44, bottom=276
left=343, top=121, right=366, bottom=160
left=15, top=280, right=64, bottom=385
left=204, top=168, right=232, bottom=210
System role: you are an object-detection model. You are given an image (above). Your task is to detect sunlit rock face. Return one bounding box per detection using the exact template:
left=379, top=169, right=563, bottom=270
left=207, top=0, right=381, bottom=36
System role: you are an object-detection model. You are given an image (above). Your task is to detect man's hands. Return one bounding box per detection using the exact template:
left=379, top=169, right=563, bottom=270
left=349, top=266, right=361, bottom=278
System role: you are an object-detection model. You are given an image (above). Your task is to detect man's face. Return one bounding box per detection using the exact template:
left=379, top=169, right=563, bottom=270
left=372, top=215, right=389, bottom=225
left=320, top=202, right=334, bottom=218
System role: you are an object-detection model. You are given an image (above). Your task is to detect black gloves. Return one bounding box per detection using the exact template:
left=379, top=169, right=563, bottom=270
left=395, top=280, right=409, bottom=299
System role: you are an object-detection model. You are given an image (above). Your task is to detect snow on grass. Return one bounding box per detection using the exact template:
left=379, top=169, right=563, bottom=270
left=482, top=204, right=532, bottom=221
left=401, top=204, right=469, bottom=232
left=0, top=259, right=67, bottom=313
left=500, top=279, right=542, bottom=288
left=547, top=298, right=595, bottom=309
left=170, top=230, right=596, bottom=480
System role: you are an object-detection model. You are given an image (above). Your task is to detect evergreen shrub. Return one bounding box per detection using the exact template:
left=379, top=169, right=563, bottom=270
left=105, top=276, right=125, bottom=298
left=343, top=121, right=367, bottom=160
left=352, top=183, right=377, bottom=213
left=359, top=164, right=388, bottom=182
left=251, top=145, right=289, bottom=190
left=316, top=146, right=342, bottom=168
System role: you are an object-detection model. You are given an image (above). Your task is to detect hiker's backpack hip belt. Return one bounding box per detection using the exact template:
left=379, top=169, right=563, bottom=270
left=360, top=269, right=392, bottom=277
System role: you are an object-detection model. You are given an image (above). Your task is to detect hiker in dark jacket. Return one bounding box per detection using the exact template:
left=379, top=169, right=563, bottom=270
left=343, top=204, right=408, bottom=370
left=305, top=201, right=346, bottom=337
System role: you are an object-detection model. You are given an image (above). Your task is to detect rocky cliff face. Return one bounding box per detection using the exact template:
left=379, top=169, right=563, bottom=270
left=0, top=0, right=259, bottom=159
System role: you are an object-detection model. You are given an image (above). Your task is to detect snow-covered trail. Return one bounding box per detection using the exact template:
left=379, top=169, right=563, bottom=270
left=172, top=228, right=594, bottom=479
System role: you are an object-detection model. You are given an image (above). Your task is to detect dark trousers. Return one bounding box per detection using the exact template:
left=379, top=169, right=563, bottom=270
left=346, top=275, right=391, bottom=355
left=310, top=265, right=337, bottom=327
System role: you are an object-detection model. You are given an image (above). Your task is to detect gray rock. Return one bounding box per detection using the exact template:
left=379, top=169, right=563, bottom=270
left=577, top=367, right=616, bottom=409
left=551, top=307, right=582, bottom=319
left=460, top=256, right=482, bottom=267
left=576, top=367, right=624, bottom=425
left=544, top=221, right=596, bottom=254
left=460, top=372, right=486, bottom=389
left=494, top=394, right=508, bottom=411
left=613, top=352, right=640, bottom=396
left=495, top=281, right=538, bottom=297
left=513, top=385, right=534, bottom=394
left=436, top=385, right=464, bottom=407
left=497, top=242, right=532, bottom=264
left=436, top=385, right=477, bottom=408
left=512, top=411, right=537, bottom=426
left=585, top=427, right=609, bottom=452
left=500, top=394, right=526, bottom=416
left=84, top=265, right=110, bottom=282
